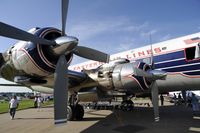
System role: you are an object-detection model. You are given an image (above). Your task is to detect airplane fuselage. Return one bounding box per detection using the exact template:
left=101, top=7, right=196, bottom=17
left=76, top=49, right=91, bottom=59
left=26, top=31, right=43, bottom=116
left=70, top=32, right=200, bottom=93
left=1, top=31, right=200, bottom=96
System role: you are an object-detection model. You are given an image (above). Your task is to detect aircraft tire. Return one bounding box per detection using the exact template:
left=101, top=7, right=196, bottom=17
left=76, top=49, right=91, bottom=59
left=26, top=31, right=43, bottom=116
left=74, top=104, right=84, bottom=120
left=121, top=100, right=134, bottom=111
left=67, top=105, right=74, bottom=121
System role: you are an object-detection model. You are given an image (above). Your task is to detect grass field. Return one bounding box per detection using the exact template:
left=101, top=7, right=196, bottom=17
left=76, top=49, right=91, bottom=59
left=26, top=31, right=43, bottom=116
left=0, top=99, right=53, bottom=114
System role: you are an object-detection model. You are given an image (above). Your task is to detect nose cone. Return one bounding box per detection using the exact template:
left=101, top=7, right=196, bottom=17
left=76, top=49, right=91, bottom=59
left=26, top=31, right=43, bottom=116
left=148, top=70, right=167, bottom=80
left=53, top=36, right=78, bottom=55
left=55, top=36, right=78, bottom=47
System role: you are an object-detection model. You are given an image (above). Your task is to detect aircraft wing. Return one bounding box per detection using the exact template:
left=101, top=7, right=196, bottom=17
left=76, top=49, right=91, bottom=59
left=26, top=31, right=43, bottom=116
left=22, top=70, right=95, bottom=94
left=67, top=70, right=90, bottom=89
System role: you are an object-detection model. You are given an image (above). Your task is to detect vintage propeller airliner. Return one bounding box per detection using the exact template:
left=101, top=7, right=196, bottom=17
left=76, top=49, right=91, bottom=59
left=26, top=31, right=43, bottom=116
left=0, top=0, right=200, bottom=124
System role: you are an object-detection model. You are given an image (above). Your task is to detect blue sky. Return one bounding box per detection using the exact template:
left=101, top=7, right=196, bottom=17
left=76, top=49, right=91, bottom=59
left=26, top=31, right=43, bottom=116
left=0, top=0, right=200, bottom=65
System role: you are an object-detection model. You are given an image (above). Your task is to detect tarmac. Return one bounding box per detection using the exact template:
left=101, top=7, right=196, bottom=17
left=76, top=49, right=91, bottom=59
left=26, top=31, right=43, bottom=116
left=0, top=100, right=200, bottom=133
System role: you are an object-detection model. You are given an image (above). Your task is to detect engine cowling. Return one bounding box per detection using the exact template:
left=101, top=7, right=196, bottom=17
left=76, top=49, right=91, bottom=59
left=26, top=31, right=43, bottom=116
left=9, top=27, right=73, bottom=78
left=112, top=62, right=151, bottom=93
left=87, top=60, right=151, bottom=93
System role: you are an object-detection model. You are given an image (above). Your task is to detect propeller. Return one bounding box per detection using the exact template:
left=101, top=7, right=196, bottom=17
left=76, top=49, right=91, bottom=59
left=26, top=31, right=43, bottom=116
left=143, top=35, right=159, bottom=122
left=134, top=37, right=167, bottom=122
left=0, top=21, right=110, bottom=63
left=54, top=0, right=107, bottom=124
left=149, top=39, right=160, bottom=122
left=0, top=0, right=110, bottom=124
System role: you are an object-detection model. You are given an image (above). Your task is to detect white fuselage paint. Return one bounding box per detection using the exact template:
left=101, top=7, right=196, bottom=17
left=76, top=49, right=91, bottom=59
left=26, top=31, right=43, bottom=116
left=69, top=32, right=200, bottom=93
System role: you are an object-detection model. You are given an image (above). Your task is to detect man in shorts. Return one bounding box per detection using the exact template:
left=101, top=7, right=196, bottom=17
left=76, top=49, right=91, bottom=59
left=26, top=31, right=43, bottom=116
left=9, top=95, right=19, bottom=120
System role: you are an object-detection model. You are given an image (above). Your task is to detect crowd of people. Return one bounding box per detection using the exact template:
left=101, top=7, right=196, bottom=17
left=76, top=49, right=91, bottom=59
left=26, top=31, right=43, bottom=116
left=8, top=95, right=47, bottom=120
left=7, top=92, right=200, bottom=120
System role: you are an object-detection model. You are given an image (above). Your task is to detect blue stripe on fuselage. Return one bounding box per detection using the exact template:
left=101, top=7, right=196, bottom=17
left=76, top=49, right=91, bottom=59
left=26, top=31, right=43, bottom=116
left=162, top=64, right=200, bottom=72
left=184, top=71, right=200, bottom=75
left=137, top=49, right=200, bottom=76
left=154, top=50, right=184, bottom=63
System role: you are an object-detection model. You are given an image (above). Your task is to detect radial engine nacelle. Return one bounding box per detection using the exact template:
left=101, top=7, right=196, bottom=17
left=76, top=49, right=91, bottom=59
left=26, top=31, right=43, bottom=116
left=84, top=59, right=155, bottom=93
left=0, top=27, right=73, bottom=81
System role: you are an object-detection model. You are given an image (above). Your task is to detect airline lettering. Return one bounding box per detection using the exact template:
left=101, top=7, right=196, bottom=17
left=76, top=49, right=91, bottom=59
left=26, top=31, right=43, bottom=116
left=73, top=62, right=104, bottom=71
left=124, top=47, right=162, bottom=60
left=72, top=47, right=162, bottom=71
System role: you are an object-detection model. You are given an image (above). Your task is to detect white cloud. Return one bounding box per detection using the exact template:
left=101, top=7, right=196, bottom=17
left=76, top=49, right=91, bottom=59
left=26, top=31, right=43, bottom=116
left=116, top=42, right=133, bottom=51
left=140, top=29, right=158, bottom=37
left=66, top=17, right=161, bottom=57
left=68, top=18, right=124, bottom=41
left=116, top=21, right=149, bottom=32
left=159, top=34, right=171, bottom=41
left=68, top=17, right=150, bottom=41
left=114, top=36, right=137, bottom=52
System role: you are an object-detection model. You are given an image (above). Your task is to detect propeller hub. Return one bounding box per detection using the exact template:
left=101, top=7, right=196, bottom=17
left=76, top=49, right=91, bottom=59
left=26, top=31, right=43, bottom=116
left=53, top=36, right=78, bottom=55
left=55, top=36, right=78, bottom=46
left=148, top=70, right=167, bottom=80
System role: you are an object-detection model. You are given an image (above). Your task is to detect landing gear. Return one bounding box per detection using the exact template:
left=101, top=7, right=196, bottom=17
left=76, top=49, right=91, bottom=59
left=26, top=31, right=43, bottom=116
left=121, top=100, right=134, bottom=111
left=67, top=93, right=84, bottom=121
left=67, top=105, right=74, bottom=121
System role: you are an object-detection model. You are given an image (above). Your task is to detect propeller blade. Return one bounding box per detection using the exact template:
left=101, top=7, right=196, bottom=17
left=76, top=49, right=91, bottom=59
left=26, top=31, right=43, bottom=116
left=74, top=46, right=110, bottom=63
left=54, top=55, right=68, bottom=125
left=150, top=33, right=155, bottom=69
left=61, top=0, right=69, bottom=35
left=151, top=81, right=159, bottom=122
left=0, top=22, right=55, bottom=45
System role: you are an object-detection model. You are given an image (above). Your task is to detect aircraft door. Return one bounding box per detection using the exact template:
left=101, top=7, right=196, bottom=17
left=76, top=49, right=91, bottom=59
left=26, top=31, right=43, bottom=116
left=195, top=43, right=200, bottom=59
